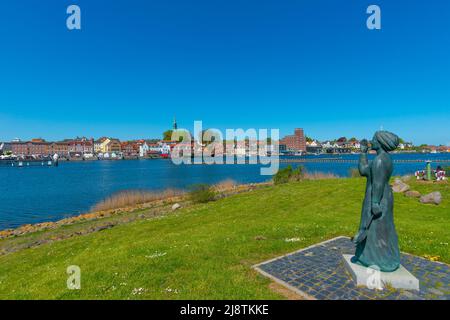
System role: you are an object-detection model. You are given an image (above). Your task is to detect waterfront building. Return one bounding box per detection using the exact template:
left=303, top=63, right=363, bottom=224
left=347, top=139, right=361, bottom=150
left=306, top=140, right=323, bottom=154
left=0, top=142, right=11, bottom=155
left=160, top=142, right=172, bottom=155
left=11, top=140, right=50, bottom=156
left=256, top=140, right=277, bottom=155
left=336, top=137, right=347, bottom=146
left=139, top=141, right=153, bottom=157
left=105, top=139, right=122, bottom=153
left=49, top=142, right=70, bottom=156
left=94, top=137, right=108, bottom=153
left=321, top=141, right=336, bottom=149
left=438, top=145, right=450, bottom=153
left=98, top=138, right=122, bottom=153
left=320, top=140, right=352, bottom=154
left=399, top=142, right=413, bottom=150
left=121, top=141, right=140, bottom=157
left=139, top=142, right=150, bottom=157
left=67, top=138, right=94, bottom=154
left=139, top=141, right=172, bottom=157
left=235, top=140, right=247, bottom=156
left=280, top=128, right=307, bottom=152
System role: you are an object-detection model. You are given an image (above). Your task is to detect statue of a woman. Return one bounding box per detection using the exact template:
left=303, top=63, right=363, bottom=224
left=351, top=131, right=401, bottom=272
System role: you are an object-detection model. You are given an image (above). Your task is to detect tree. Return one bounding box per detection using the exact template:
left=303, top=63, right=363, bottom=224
left=163, top=130, right=173, bottom=141
left=173, top=129, right=191, bottom=143
left=199, top=129, right=222, bottom=146
left=305, top=136, right=313, bottom=143
left=165, top=129, right=191, bottom=142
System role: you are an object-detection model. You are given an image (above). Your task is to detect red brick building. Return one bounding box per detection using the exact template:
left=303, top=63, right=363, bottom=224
left=11, top=138, right=94, bottom=156
left=280, top=128, right=306, bottom=152
left=49, top=142, right=70, bottom=156
left=66, top=138, right=94, bottom=154
left=121, top=141, right=140, bottom=157
left=11, top=141, right=50, bottom=156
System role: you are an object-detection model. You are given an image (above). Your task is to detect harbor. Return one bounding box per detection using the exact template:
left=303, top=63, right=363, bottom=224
left=0, top=152, right=449, bottom=230
left=0, top=158, right=57, bottom=167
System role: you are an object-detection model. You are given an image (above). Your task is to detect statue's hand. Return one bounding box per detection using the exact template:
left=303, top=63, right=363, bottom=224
left=371, top=202, right=382, bottom=218
left=360, top=139, right=369, bottom=153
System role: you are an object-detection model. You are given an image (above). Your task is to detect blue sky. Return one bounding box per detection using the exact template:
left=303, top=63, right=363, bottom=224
left=0, top=0, right=449, bottom=145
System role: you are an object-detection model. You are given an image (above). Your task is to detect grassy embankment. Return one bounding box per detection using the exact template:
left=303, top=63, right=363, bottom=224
left=0, top=178, right=448, bottom=299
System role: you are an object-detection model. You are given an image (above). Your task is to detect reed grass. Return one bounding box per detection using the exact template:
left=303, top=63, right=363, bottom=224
left=90, top=189, right=184, bottom=212
left=213, top=179, right=238, bottom=192
left=302, top=171, right=338, bottom=180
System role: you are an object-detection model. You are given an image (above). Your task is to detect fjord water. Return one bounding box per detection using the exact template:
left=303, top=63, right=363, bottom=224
left=0, top=153, right=448, bottom=230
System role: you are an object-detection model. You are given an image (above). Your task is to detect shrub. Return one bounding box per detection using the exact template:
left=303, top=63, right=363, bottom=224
left=273, top=165, right=304, bottom=185
left=349, top=168, right=361, bottom=177
left=273, top=165, right=292, bottom=185
left=188, top=184, right=216, bottom=203
left=290, top=166, right=304, bottom=182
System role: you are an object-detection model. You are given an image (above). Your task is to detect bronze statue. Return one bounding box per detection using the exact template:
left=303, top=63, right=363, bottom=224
left=351, top=131, right=401, bottom=272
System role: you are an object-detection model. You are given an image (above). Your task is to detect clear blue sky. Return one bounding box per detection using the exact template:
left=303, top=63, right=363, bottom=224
left=0, top=0, right=449, bottom=145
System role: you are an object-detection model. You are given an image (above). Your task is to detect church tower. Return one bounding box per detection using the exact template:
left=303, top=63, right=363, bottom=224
left=173, top=116, right=178, bottom=130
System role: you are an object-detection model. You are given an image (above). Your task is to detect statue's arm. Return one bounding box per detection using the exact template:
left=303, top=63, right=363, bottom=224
left=371, top=158, right=388, bottom=217
left=358, top=153, right=370, bottom=176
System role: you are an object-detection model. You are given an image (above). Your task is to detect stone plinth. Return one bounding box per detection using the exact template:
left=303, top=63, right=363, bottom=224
left=342, top=254, right=420, bottom=291
left=253, top=237, right=448, bottom=300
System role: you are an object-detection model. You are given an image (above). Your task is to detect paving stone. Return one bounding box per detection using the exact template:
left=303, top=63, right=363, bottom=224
left=255, top=236, right=450, bottom=300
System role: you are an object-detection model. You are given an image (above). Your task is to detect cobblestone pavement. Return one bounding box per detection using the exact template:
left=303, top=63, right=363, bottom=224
left=255, top=236, right=449, bottom=300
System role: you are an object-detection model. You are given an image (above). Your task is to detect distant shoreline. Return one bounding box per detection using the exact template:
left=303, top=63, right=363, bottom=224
left=0, top=153, right=448, bottom=231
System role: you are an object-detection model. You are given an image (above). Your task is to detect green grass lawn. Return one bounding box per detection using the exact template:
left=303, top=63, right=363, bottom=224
left=0, top=178, right=448, bottom=299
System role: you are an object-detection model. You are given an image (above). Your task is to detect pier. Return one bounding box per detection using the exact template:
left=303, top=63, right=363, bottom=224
left=0, top=159, right=56, bottom=167
left=279, top=158, right=450, bottom=164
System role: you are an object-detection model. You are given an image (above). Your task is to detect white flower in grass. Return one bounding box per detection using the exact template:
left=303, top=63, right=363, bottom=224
left=132, top=287, right=145, bottom=295
left=146, top=251, right=167, bottom=259
left=165, top=287, right=180, bottom=294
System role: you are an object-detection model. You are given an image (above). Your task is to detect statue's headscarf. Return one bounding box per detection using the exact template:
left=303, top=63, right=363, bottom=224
left=374, top=131, right=399, bottom=152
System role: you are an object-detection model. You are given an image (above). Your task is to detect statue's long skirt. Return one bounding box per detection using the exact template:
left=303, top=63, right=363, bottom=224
left=354, top=181, right=401, bottom=272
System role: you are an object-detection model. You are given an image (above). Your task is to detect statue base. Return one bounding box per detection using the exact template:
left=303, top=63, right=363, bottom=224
left=342, top=254, right=420, bottom=291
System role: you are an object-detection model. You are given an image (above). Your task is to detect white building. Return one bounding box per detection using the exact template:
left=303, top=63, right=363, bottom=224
left=0, top=142, right=11, bottom=155
left=139, top=141, right=172, bottom=157
left=307, top=140, right=320, bottom=147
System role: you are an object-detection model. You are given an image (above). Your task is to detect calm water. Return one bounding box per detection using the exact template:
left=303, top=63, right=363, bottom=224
left=0, top=153, right=449, bottom=230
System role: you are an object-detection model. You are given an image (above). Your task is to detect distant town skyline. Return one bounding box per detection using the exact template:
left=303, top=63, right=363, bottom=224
left=0, top=1, right=449, bottom=145
left=0, top=118, right=447, bottom=146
